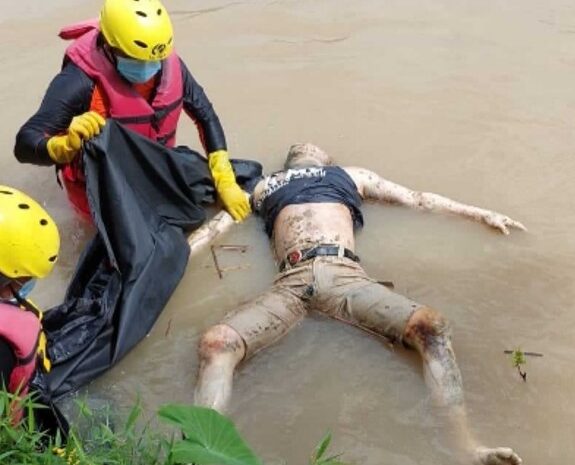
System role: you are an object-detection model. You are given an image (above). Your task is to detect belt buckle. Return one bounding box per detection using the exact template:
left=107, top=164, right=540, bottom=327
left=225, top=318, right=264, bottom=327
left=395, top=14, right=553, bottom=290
left=287, top=250, right=303, bottom=266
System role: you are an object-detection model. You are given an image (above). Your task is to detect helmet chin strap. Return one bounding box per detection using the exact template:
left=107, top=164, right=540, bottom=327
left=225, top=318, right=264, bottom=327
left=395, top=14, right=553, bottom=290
left=101, top=39, right=118, bottom=65
left=6, top=284, right=41, bottom=317
left=9, top=283, right=24, bottom=303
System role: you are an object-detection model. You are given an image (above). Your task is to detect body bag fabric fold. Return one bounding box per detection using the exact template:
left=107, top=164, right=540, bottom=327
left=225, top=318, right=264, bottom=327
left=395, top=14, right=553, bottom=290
left=34, top=121, right=262, bottom=400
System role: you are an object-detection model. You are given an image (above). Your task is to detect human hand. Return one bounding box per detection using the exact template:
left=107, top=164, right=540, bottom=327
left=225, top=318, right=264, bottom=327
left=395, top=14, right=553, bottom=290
left=482, top=212, right=527, bottom=235
left=209, top=149, right=252, bottom=221
left=47, top=111, right=106, bottom=164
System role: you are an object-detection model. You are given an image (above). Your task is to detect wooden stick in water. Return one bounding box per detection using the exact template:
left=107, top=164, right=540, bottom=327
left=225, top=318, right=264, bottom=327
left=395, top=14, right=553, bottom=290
left=503, top=350, right=543, bottom=357
left=210, top=245, right=224, bottom=279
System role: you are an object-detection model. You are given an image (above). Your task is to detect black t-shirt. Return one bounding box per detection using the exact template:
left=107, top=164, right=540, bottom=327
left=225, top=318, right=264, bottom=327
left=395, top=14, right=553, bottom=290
left=255, top=166, right=364, bottom=237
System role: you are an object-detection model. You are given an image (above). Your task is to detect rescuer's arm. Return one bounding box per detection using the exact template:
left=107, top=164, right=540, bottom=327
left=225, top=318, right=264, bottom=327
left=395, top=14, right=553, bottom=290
left=345, top=166, right=526, bottom=235
left=180, top=59, right=227, bottom=154
left=14, top=63, right=96, bottom=166
left=180, top=59, right=251, bottom=221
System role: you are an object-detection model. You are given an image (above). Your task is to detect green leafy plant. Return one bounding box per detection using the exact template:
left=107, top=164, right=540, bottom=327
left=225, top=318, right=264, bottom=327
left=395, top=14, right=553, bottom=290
left=0, top=390, right=66, bottom=464
left=71, top=399, right=171, bottom=465
left=159, top=404, right=262, bottom=465
left=0, top=391, right=352, bottom=465
left=309, top=432, right=350, bottom=465
left=0, top=391, right=170, bottom=465
left=511, top=348, right=527, bottom=382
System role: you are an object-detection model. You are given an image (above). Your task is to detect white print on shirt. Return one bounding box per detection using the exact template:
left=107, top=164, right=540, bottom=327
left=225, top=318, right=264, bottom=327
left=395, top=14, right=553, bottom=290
left=255, top=167, right=327, bottom=211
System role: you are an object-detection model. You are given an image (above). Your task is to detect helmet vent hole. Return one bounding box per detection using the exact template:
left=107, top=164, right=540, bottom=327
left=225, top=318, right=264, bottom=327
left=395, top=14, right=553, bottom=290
left=157, top=9, right=162, bottom=15
left=18, top=203, right=30, bottom=209
left=136, top=11, right=147, bottom=17
left=134, top=40, right=148, bottom=49
left=40, top=219, right=49, bottom=226
left=0, top=190, right=13, bottom=195
left=168, top=37, right=173, bottom=44
left=49, top=256, right=57, bottom=263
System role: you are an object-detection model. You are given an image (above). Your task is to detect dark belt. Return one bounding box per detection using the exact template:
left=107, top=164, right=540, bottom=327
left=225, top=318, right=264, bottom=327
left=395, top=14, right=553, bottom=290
left=279, top=245, right=360, bottom=271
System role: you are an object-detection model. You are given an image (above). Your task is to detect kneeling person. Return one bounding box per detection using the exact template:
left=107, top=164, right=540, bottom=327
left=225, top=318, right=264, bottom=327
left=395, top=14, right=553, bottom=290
left=194, top=144, right=524, bottom=465
left=0, top=187, right=60, bottom=424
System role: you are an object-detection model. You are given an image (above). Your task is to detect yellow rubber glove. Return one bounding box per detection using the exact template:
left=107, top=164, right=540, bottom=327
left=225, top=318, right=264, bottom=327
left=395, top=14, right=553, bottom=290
left=208, top=150, right=251, bottom=221
left=47, top=111, right=106, bottom=164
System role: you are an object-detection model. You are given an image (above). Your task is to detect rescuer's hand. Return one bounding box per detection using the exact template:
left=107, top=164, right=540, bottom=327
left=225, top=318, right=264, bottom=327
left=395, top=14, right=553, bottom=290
left=209, top=150, right=251, bottom=221
left=47, top=111, right=106, bottom=164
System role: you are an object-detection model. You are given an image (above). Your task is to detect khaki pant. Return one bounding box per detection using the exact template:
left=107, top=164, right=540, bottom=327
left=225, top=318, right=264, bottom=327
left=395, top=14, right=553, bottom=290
left=223, top=256, right=422, bottom=359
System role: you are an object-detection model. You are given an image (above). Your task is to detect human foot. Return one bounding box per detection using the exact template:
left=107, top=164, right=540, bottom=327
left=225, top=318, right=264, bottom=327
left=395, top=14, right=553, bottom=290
left=474, top=446, right=522, bottom=465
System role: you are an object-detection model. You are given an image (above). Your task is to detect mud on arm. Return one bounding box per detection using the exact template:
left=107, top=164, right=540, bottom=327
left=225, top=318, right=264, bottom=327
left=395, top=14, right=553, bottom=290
left=345, top=167, right=526, bottom=235
left=187, top=210, right=236, bottom=256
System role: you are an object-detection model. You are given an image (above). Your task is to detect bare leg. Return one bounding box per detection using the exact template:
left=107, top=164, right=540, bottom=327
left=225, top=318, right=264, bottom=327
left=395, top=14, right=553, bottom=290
left=194, top=324, right=245, bottom=413
left=195, top=281, right=308, bottom=414
left=403, top=307, right=522, bottom=465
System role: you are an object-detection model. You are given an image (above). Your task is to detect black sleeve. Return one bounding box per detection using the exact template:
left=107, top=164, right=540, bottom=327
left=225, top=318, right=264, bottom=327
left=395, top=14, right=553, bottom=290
left=14, top=62, right=94, bottom=166
left=180, top=58, right=227, bottom=154
left=0, top=337, right=15, bottom=390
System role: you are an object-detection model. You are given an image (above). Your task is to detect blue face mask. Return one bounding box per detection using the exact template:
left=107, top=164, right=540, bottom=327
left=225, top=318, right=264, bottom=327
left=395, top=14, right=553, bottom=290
left=8, top=279, right=37, bottom=304
left=116, top=56, right=162, bottom=84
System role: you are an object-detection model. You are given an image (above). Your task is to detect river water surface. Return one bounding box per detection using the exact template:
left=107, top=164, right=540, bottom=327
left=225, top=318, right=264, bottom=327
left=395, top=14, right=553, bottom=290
left=1, top=0, right=574, bottom=463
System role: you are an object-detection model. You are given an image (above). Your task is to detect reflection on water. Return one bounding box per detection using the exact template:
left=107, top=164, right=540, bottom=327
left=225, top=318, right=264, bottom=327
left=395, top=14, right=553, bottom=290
left=1, top=0, right=575, bottom=463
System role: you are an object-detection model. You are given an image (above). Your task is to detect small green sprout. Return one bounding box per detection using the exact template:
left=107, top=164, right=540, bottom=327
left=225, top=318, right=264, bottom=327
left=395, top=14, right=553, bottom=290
left=511, top=348, right=527, bottom=382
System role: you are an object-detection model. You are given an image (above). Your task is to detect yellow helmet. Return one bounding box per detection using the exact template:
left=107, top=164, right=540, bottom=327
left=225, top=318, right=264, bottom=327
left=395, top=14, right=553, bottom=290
left=100, top=0, right=174, bottom=61
left=0, top=186, right=60, bottom=280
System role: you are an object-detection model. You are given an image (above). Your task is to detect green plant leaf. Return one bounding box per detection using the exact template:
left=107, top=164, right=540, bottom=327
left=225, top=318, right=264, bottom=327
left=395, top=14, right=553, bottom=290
left=0, top=393, right=6, bottom=418
left=312, top=432, right=332, bottom=462
left=317, top=458, right=349, bottom=465
left=124, top=402, right=143, bottom=434
left=317, top=453, right=348, bottom=465
left=0, top=450, right=17, bottom=460
left=170, top=440, right=258, bottom=465
left=75, top=399, right=94, bottom=419
left=511, top=348, right=526, bottom=368
left=158, top=404, right=262, bottom=465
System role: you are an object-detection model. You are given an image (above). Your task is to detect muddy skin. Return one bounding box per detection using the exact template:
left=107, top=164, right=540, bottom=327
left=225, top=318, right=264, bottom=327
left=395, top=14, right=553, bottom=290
left=403, top=307, right=464, bottom=407
left=403, top=308, right=522, bottom=465
left=345, top=167, right=526, bottom=235
left=272, top=203, right=356, bottom=261
left=199, top=337, right=243, bottom=362
left=195, top=324, right=245, bottom=413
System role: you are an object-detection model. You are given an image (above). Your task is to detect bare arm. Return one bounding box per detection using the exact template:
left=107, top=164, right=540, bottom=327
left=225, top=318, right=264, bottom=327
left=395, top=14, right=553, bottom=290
left=186, top=189, right=255, bottom=256
left=186, top=211, right=236, bottom=256
left=345, top=167, right=526, bottom=235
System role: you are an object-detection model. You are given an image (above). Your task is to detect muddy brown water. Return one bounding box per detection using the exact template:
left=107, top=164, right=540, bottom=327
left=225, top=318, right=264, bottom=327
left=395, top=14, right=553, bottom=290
left=1, top=0, right=575, bottom=463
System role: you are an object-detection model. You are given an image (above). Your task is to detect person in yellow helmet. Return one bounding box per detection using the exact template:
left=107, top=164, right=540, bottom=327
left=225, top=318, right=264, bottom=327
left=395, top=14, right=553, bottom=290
left=14, top=0, right=250, bottom=222
left=0, top=186, right=60, bottom=424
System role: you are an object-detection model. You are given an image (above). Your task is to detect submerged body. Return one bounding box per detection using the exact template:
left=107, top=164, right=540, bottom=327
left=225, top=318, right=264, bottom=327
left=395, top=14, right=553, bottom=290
left=194, top=144, right=524, bottom=465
